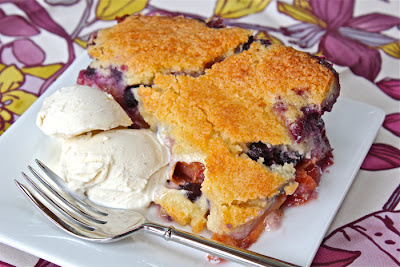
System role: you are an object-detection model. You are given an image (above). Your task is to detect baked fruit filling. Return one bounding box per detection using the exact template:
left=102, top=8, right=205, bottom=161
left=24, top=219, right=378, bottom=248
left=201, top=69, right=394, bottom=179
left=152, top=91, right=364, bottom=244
left=77, top=15, right=340, bottom=251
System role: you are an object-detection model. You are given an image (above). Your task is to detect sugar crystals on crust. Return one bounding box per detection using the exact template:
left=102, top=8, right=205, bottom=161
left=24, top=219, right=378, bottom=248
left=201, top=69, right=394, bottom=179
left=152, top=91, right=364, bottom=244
left=88, top=15, right=252, bottom=85
left=81, top=14, right=340, bottom=242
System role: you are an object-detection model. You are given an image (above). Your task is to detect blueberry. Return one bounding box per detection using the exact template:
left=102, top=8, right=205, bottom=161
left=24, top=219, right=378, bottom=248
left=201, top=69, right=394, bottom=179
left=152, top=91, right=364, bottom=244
left=276, top=150, right=302, bottom=166
left=242, top=36, right=254, bottom=51
left=247, top=142, right=275, bottom=165
left=257, top=39, right=271, bottom=48
left=85, top=67, right=96, bottom=77
left=179, top=182, right=202, bottom=202
left=110, top=68, right=123, bottom=81
left=247, top=142, right=271, bottom=160
left=123, top=86, right=139, bottom=108
left=247, top=142, right=303, bottom=167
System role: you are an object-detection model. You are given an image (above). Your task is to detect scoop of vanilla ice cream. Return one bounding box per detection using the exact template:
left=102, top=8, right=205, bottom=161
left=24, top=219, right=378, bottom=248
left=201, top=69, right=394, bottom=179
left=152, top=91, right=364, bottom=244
left=59, top=129, right=170, bottom=209
left=37, top=85, right=132, bottom=138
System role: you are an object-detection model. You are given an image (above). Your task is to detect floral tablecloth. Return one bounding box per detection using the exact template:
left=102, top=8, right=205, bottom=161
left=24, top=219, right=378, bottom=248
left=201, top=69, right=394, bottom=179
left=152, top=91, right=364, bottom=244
left=0, top=0, right=399, bottom=266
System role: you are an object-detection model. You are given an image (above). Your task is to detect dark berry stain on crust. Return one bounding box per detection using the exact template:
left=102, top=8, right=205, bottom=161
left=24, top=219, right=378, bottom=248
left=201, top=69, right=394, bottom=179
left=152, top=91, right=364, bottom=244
left=234, top=36, right=271, bottom=54
left=179, top=182, right=203, bottom=202
left=204, top=56, right=226, bottom=69
left=257, top=38, right=271, bottom=47
left=205, top=17, right=226, bottom=29
left=116, top=14, right=130, bottom=23
left=242, top=36, right=254, bottom=51
left=308, top=53, right=340, bottom=113
left=172, top=162, right=205, bottom=202
left=123, top=86, right=139, bottom=108
left=309, top=53, right=338, bottom=76
left=247, top=142, right=303, bottom=167
left=249, top=99, right=333, bottom=169
left=293, top=88, right=305, bottom=96
left=85, top=67, right=96, bottom=77
left=273, top=100, right=287, bottom=113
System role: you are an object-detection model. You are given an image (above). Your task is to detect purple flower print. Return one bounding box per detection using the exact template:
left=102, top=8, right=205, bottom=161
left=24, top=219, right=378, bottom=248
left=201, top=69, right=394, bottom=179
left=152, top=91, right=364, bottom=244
left=12, top=39, right=45, bottom=66
left=383, top=113, right=400, bottom=137
left=1, top=38, right=48, bottom=92
left=313, top=245, right=361, bottom=266
left=3, top=0, right=77, bottom=94
left=0, top=1, right=77, bottom=133
left=313, top=185, right=400, bottom=266
left=376, top=78, right=400, bottom=100
left=361, top=143, right=400, bottom=171
left=0, top=8, right=39, bottom=36
left=278, top=0, right=400, bottom=81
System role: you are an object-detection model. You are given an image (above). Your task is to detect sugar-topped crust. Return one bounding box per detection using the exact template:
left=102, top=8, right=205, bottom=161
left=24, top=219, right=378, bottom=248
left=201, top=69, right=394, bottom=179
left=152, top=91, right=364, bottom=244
left=202, top=138, right=288, bottom=204
left=138, top=42, right=338, bottom=234
left=155, top=189, right=208, bottom=233
left=87, top=15, right=339, bottom=236
left=139, top=42, right=337, bottom=150
left=88, top=15, right=252, bottom=85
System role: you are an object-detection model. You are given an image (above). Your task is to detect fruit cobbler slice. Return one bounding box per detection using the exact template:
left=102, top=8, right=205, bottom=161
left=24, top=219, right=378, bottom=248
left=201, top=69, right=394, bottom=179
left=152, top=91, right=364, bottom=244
left=78, top=15, right=340, bottom=249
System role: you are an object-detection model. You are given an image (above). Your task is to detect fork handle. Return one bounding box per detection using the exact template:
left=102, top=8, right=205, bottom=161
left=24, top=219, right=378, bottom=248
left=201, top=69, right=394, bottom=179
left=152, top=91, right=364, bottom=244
left=142, top=222, right=298, bottom=267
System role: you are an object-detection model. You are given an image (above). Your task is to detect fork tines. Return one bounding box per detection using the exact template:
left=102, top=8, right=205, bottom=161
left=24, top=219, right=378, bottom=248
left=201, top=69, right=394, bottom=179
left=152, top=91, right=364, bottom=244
left=15, top=159, right=109, bottom=239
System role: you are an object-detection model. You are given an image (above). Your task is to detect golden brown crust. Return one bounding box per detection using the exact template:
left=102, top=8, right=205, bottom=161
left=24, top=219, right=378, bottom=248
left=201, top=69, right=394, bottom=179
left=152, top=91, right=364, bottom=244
left=138, top=42, right=337, bottom=234
left=88, top=15, right=339, bottom=236
left=155, top=189, right=208, bottom=233
left=202, top=138, right=287, bottom=204
left=207, top=201, right=266, bottom=235
left=139, top=43, right=337, bottom=149
left=206, top=42, right=337, bottom=124
left=139, top=82, right=214, bottom=153
left=88, top=15, right=252, bottom=85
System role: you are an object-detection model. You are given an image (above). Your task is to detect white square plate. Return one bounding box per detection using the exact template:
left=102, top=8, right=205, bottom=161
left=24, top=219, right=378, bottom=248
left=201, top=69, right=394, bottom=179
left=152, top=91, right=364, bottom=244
left=0, top=52, right=385, bottom=267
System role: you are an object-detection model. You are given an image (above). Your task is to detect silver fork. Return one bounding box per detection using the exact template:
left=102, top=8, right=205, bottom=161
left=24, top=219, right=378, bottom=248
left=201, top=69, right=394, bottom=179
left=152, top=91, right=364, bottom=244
left=15, top=159, right=298, bottom=267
